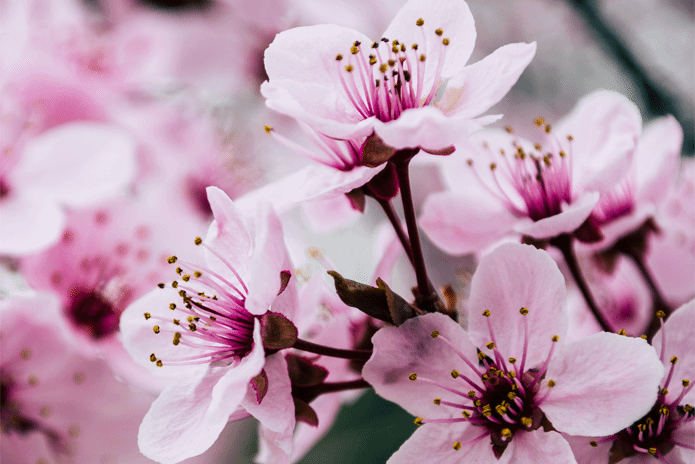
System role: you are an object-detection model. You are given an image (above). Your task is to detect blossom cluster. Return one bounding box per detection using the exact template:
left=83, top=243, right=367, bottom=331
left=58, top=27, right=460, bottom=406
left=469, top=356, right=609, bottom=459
left=1, top=1, right=693, bottom=464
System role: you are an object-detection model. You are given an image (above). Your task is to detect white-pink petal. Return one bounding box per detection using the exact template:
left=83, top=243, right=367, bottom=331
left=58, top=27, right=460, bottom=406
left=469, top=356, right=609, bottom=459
left=542, top=332, right=663, bottom=436
left=512, top=191, right=600, bottom=239
left=467, top=243, right=568, bottom=367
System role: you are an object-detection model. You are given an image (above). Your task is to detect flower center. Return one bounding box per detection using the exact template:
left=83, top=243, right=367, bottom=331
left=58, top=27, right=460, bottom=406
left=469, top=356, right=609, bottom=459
left=146, top=239, right=257, bottom=368
left=468, top=120, right=574, bottom=222
left=409, top=308, right=558, bottom=458
left=68, top=288, right=120, bottom=339
left=335, top=18, right=450, bottom=123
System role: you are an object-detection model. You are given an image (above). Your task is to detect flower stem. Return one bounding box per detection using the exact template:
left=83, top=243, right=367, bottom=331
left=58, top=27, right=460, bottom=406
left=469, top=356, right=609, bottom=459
left=372, top=196, right=415, bottom=266
left=393, top=154, right=433, bottom=299
left=551, top=234, right=613, bottom=332
left=311, top=378, right=371, bottom=396
left=293, top=338, right=373, bottom=361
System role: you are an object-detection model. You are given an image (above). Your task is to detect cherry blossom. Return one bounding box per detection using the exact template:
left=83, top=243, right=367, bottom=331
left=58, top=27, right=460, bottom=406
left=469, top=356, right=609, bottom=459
left=0, top=293, right=153, bottom=464
left=567, top=299, right=695, bottom=464
left=363, top=243, right=663, bottom=463
left=262, top=0, right=535, bottom=152
left=120, top=187, right=297, bottom=463
left=421, top=91, right=642, bottom=254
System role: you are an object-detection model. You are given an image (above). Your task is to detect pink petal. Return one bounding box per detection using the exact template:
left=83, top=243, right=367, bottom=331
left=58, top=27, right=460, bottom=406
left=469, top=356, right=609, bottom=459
left=652, top=299, right=695, bottom=405
left=439, top=42, right=537, bottom=119
left=205, top=186, right=252, bottom=283
left=504, top=430, right=576, bottom=464
left=382, top=0, right=477, bottom=85
left=235, top=164, right=384, bottom=216
left=374, top=106, right=500, bottom=150
left=467, top=243, right=568, bottom=368
left=421, top=190, right=518, bottom=255
left=673, top=422, right=695, bottom=464
left=363, top=312, right=480, bottom=419
left=245, top=203, right=289, bottom=315
left=301, top=194, right=362, bottom=233
left=0, top=194, right=64, bottom=255
left=12, top=122, right=136, bottom=207
left=242, top=353, right=295, bottom=454
left=138, top=325, right=264, bottom=464
left=513, top=190, right=600, bottom=239
left=635, top=115, right=683, bottom=205
left=542, top=332, right=663, bottom=436
left=554, top=91, right=641, bottom=193
left=387, top=422, right=502, bottom=464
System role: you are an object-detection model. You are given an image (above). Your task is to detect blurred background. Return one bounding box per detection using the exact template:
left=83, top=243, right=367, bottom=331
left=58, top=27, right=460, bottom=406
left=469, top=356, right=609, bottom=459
left=1, top=0, right=692, bottom=463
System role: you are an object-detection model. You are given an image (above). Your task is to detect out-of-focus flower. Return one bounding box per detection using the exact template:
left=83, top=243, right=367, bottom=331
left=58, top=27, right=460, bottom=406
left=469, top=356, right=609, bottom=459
left=0, top=95, right=136, bottom=254
left=120, top=187, right=297, bottom=464
left=262, top=0, right=535, bottom=152
left=364, top=243, right=663, bottom=463
left=567, top=299, right=695, bottom=464
left=647, top=158, right=695, bottom=308
left=421, top=91, right=641, bottom=254
left=0, top=293, right=153, bottom=464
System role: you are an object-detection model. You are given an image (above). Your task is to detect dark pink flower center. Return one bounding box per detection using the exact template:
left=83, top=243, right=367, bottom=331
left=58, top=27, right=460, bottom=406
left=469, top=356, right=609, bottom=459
left=68, top=288, right=121, bottom=339
left=147, top=240, right=257, bottom=368
left=335, top=19, right=449, bottom=124
left=468, top=122, right=575, bottom=222
left=410, top=308, right=559, bottom=457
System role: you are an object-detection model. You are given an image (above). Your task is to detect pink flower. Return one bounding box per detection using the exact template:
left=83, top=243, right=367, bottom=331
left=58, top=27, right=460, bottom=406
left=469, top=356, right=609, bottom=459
left=0, top=293, right=153, bottom=464
left=262, top=0, right=535, bottom=152
left=0, top=74, right=137, bottom=256
left=363, top=243, right=663, bottom=463
left=120, top=187, right=297, bottom=463
left=421, top=91, right=642, bottom=254
left=567, top=299, right=695, bottom=464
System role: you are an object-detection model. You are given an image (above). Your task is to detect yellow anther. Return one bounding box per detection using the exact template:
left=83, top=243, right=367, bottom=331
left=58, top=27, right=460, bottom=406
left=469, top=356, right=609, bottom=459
left=559, top=150, right=566, bottom=158
left=431, top=330, right=440, bottom=338
left=387, top=59, right=396, bottom=67
left=646, top=417, right=654, bottom=426
left=520, top=307, right=529, bottom=315
left=534, top=117, right=546, bottom=127
left=158, top=283, right=165, bottom=288
left=453, top=442, right=462, bottom=451
left=501, top=428, right=512, bottom=438
left=442, top=38, right=450, bottom=46
left=534, top=143, right=542, bottom=151
left=486, top=342, right=495, bottom=350
left=508, top=371, right=516, bottom=379
left=661, top=388, right=669, bottom=396
left=551, top=335, right=559, bottom=342
left=468, top=391, right=476, bottom=398
left=433, top=398, right=441, bottom=405
left=474, top=399, right=481, bottom=407
left=379, top=63, right=388, bottom=73
left=409, top=373, right=417, bottom=381
left=210, top=316, right=216, bottom=321
left=451, top=370, right=460, bottom=379
left=28, top=375, right=38, bottom=386
left=482, top=309, right=491, bottom=317
left=176, top=267, right=183, bottom=275
left=392, top=46, right=399, bottom=53
left=400, top=43, right=406, bottom=52
left=369, top=56, right=377, bottom=65
left=683, top=379, right=690, bottom=387
left=640, top=334, right=648, bottom=340
left=153, top=325, right=160, bottom=334
left=508, top=357, right=517, bottom=364
left=545, top=124, right=552, bottom=133
left=156, top=360, right=163, bottom=367
left=171, top=281, right=178, bottom=288
left=618, top=329, right=626, bottom=335
left=182, top=275, right=190, bottom=282
left=508, top=392, right=517, bottom=400
left=416, top=18, right=424, bottom=26
left=419, top=54, right=426, bottom=62
left=462, top=410, right=471, bottom=418
left=167, top=256, right=178, bottom=264
left=567, top=135, right=574, bottom=141
left=194, top=271, right=202, bottom=278
left=414, top=417, right=423, bottom=426
left=351, top=46, right=359, bottom=54
left=638, top=423, right=646, bottom=432
left=482, top=141, right=489, bottom=148
left=173, top=319, right=180, bottom=325
left=490, top=162, right=497, bottom=170
left=467, top=159, right=473, bottom=166
left=547, top=379, right=556, bottom=388
left=590, top=440, right=598, bottom=448
left=521, top=417, right=532, bottom=427
left=505, top=126, right=514, bottom=134
left=173, top=332, right=181, bottom=346
left=189, top=323, right=197, bottom=332
left=150, top=353, right=157, bottom=362
left=435, top=28, right=443, bottom=36
left=411, top=43, right=419, bottom=50
left=335, top=54, right=343, bottom=61
left=194, top=236, right=203, bottom=245
left=144, top=312, right=151, bottom=320
left=671, top=356, right=678, bottom=364
left=345, top=65, right=354, bottom=72
left=648, top=448, right=657, bottom=456
left=660, top=406, right=670, bottom=416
